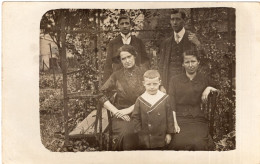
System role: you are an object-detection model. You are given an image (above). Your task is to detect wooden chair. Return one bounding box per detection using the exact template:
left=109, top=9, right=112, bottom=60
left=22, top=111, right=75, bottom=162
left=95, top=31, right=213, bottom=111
left=94, top=93, right=116, bottom=150
left=201, top=91, right=218, bottom=137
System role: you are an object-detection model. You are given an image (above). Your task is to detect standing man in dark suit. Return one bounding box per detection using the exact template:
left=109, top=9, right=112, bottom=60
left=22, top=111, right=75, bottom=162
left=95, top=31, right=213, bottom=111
left=103, top=15, right=150, bottom=82
left=158, top=9, right=202, bottom=92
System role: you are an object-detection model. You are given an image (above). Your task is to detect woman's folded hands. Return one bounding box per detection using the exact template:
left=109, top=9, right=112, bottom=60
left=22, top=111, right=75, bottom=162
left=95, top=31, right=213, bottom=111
left=114, top=110, right=131, bottom=121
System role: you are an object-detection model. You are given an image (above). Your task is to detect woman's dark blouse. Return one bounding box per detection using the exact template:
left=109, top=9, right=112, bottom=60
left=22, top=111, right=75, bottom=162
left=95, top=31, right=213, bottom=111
left=168, top=72, right=214, bottom=117
left=99, top=66, right=145, bottom=110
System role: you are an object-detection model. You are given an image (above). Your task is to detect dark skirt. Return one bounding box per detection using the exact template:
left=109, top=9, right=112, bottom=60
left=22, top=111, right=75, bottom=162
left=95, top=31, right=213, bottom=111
left=111, top=117, right=138, bottom=151
left=168, top=116, right=214, bottom=151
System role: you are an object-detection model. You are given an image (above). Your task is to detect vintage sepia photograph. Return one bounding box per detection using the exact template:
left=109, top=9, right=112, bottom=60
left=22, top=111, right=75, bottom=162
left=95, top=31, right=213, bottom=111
left=39, top=8, right=236, bottom=152
left=4, top=1, right=260, bottom=163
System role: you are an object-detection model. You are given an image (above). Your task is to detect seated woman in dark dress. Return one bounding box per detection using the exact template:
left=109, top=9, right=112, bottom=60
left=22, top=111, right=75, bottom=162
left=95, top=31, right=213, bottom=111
left=168, top=49, right=218, bottom=150
left=99, top=45, right=146, bottom=150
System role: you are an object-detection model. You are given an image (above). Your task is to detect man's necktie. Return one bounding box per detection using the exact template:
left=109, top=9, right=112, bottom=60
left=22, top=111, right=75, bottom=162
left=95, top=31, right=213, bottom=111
left=123, top=36, right=131, bottom=44
left=176, top=34, right=180, bottom=44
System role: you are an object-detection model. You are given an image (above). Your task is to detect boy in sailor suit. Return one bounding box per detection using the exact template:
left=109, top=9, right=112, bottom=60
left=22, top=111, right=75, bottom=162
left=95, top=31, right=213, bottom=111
left=132, top=70, right=180, bottom=150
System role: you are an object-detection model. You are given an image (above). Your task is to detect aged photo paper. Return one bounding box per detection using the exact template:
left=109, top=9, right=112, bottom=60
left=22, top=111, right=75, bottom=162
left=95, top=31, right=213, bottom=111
left=2, top=2, right=260, bottom=164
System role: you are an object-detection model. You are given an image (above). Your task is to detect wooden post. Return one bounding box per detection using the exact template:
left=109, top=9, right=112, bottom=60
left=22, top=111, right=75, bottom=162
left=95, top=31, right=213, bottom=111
left=94, top=9, right=103, bottom=150
left=209, top=92, right=217, bottom=136
left=49, top=43, right=57, bottom=87
left=60, top=14, right=69, bottom=147
left=97, top=10, right=102, bottom=89
left=93, top=10, right=99, bottom=92
left=98, top=103, right=103, bottom=150
left=107, top=110, right=112, bottom=150
left=43, top=60, right=45, bottom=71
left=49, top=43, right=53, bottom=58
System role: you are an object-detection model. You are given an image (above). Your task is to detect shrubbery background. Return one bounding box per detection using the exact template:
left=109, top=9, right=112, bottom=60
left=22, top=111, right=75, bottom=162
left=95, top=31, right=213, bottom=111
left=40, top=8, right=235, bottom=151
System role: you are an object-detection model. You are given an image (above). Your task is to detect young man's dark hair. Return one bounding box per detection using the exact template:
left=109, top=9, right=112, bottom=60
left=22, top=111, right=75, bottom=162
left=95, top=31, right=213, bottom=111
left=170, top=9, right=186, bottom=20
left=117, top=15, right=131, bottom=24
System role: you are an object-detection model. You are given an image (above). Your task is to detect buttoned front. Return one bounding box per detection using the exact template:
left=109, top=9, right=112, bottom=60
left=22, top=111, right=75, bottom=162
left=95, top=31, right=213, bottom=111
left=168, top=73, right=215, bottom=117
left=132, top=94, right=174, bottom=149
left=168, top=72, right=216, bottom=150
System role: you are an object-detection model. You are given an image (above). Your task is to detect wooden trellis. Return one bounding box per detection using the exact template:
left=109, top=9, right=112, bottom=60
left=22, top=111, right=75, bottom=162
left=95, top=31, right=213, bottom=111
left=59, top=10, right=104, bottom=149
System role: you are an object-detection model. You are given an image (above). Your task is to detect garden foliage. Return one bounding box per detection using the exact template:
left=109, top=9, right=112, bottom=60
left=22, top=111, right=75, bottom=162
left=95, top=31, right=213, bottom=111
left=40, top=8, right=235, bottom=151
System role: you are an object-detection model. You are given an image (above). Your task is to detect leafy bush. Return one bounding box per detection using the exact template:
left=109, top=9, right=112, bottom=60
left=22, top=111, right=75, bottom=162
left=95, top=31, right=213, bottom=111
left=39, top=72, right=62, bottom=89
left=215, top=130, right=235, bottom=151
left=40, top=72, right=97, bottom=151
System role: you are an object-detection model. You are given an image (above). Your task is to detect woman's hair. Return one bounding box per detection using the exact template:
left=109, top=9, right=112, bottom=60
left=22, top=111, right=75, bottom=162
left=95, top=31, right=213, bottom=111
left=112, top=45, right=137, bottom=63
left=143, top=70, right=161, bottom=80
left=182, top=49, right=203, bottom=63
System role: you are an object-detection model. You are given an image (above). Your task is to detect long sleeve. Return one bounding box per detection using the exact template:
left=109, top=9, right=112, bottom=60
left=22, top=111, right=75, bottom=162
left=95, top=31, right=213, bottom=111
left=131, top=98, right=142, bottom=133
left=103, top=42, right=114, bottom=83
left=166, top=97, right=174, bottom=134
left=158, top=42, right=165, bottom=80
left=99, top=73, right=116, bottom=105
left=168, top=77, right=176, bottom=112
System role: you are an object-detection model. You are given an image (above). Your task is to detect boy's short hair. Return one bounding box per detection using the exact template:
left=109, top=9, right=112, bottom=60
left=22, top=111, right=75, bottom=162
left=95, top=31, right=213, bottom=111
left=143, top=70, right=160, bottom=80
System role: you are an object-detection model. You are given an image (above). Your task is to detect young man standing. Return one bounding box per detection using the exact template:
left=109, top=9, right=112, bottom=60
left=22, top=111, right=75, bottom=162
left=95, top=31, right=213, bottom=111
left=158, top=9, right=202, bottom=92
left=103, top=15, right=150, bottom=82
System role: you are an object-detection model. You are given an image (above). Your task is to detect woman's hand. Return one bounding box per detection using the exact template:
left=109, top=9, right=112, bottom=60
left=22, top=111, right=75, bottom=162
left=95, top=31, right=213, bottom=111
left=113, top=111, right=130, bottom=121
left=201, top=87, right=218, bottom=103
left=165, top=134, right=172, bottom=144
left=117, top=105, right=135, bottom=116
left=116, top=108, right=130, bottom=116
left=121, top=115, right=130, bottom=121
left=114, top=108, right=132, bottom=121
left=113, top=111, right=123, bottom=118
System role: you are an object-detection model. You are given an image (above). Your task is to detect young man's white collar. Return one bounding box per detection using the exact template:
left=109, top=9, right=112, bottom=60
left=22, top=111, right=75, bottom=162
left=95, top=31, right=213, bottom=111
left=120, top=33, right=131, bottom=44
left=141, top=90, right=166, bottom=106
left=174, top=27, right=185, bottom=43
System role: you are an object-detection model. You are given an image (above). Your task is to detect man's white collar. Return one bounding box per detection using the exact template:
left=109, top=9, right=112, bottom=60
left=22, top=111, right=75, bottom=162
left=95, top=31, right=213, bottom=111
left=174, top=27, right=185, bottom=42
left=120, top=33, right=131, bottom=44
left=141, top=90, right=166, bottom=106
left=120, top=33, right=131, bottom=39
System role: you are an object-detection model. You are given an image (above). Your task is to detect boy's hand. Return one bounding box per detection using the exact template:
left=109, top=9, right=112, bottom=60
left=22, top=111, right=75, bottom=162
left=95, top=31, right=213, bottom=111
left=174, top=124, right=180, bottom=133
left=165, top=134, right=172, bottom=144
